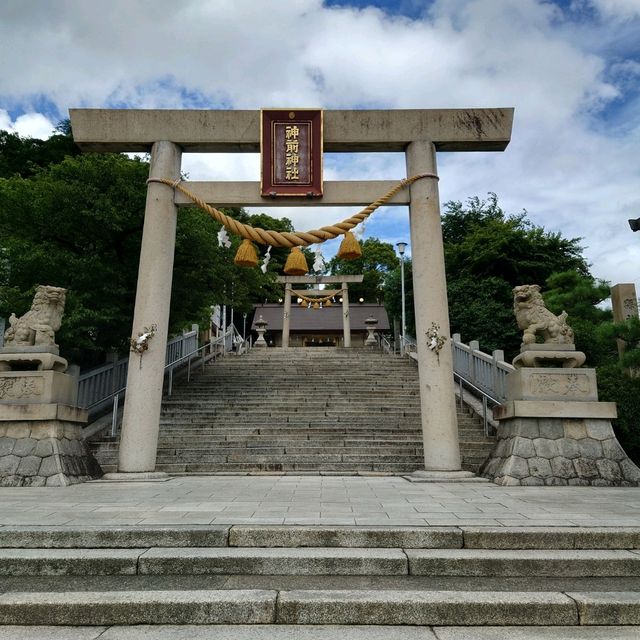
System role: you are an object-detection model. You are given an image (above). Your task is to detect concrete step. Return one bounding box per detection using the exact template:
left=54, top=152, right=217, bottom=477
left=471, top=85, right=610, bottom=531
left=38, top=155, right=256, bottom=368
left=3, top=524, right=638, bottom=628
left=1, top=588, right=639, bottom=626
left=89, top=347, right=495, bottom=475
left=3, top=547, right=639, bottom=578
left=3, top=624, right=638, bottom=640
left=2, top=525, right=638, bottom=550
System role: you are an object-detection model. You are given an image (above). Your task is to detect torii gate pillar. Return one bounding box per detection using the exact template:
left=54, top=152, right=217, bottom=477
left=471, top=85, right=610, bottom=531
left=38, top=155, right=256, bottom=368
left=407, top=141, right=460, bottom=472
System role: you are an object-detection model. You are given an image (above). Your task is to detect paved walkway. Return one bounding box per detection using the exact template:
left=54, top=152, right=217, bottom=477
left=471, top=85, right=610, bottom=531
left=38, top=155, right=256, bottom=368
left=1, top=476, right=639, bottom=528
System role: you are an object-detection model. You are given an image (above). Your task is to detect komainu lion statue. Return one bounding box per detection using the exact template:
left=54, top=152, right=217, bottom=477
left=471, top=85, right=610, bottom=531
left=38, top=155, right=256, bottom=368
left=3, top=285, right=67, bottom=348
left=513, top=284, right=574, bottom=345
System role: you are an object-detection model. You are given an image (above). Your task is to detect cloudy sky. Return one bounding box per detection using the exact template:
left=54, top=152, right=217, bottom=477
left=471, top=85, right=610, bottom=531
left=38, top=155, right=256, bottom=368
left=1, top=0, right=639, bottom=301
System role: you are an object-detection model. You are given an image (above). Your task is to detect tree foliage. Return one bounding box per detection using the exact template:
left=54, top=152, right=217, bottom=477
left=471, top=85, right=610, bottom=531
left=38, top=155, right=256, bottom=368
left=0, top=128, right=288, bottom=366
left=442, top=193, right=589, bottom=356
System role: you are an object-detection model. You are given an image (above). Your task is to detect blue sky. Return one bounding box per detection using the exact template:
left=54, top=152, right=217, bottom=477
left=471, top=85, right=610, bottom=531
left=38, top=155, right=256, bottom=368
left=0, top=0, right=639, bottom=308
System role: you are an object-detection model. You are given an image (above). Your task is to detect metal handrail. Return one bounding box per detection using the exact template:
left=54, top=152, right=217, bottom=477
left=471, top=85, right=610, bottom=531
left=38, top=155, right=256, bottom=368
left=385, top=331, right=513, bottom=436
left=84, top=323, right=250, bottom=438
left=380, top=334, right=394, bottom=355
left=453, top=372, right=501, bottom=437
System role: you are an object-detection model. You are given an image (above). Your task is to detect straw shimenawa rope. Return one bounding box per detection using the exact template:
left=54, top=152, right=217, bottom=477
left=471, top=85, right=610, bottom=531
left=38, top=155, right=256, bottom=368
left=147, top=173, right=439, bottom=248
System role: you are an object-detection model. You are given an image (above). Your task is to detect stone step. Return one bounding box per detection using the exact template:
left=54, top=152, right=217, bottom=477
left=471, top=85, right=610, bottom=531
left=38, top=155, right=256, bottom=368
left=2, top=625, right=638, bottom=640
left=2, top=547, right=640, bottom=578
left=89, top=346, right=494, bottom=474
left=0, top=588, right=638, bottom=626
left=3, top=525, right=638, bottom=550
left=164, top=463, right=424, bottom=473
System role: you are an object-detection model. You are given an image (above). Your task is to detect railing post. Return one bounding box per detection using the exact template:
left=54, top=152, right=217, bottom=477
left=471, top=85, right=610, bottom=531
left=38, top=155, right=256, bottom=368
left=469, top=340, right=480, bottom=388
left=111, top=393, right=119, bottom=438
left=482, top=395, right=488, bottom=436
left=492, top=349, right=505, bottom=401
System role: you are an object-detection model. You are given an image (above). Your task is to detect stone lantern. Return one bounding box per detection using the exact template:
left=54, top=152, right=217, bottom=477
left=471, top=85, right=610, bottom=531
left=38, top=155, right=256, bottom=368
left=254, top=315, right=268, bottom=348
left=364, top=316, right=378, bottom=347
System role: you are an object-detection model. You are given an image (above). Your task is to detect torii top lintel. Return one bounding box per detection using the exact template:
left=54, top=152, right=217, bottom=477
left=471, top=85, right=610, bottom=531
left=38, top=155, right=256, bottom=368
left=69, top=108, right=514, bottom=154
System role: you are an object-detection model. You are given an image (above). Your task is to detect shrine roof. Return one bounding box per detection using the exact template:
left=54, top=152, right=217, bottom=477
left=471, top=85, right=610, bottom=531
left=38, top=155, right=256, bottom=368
left=251, top=303, right=390, bottom=332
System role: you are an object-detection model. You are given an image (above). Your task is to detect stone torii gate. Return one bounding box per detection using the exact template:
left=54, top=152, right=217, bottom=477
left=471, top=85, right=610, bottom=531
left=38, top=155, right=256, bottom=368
left=70, top=107, right=514, bottom=478
left=276, top=275, right=364, bottom=348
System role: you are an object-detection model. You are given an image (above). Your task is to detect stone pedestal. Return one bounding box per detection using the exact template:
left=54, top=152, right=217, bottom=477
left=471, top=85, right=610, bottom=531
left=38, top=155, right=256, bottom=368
left=481, top=365, right=640, bottom=486
left=0, top=405, right=102, bottom=486
left=0, top=348, right=102, bottom=486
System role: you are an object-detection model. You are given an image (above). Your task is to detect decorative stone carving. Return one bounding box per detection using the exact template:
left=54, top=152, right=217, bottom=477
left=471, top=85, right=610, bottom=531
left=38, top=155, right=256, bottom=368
left=3, top=285, right=66, bottom=349
left=0, top=378, right=43, bottom=401
left=513, top=284, right=574, bottom=346
left=512, top=344, right=586, bottom=369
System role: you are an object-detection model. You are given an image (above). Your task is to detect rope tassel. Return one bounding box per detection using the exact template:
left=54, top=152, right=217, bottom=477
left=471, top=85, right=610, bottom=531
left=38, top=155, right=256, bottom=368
left=337, top=231, right=362, bottom=260
left=284, top=247, right=308, bottom=275
left=234, top=239, right=259, bottom=268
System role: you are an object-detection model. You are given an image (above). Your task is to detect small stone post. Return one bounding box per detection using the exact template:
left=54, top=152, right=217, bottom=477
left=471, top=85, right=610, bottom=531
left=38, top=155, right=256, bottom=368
left=117, top=141, right=182, bottom=475
left=342, top=282, right=351, bottom=348
left=254, top=316, right=268, bottom=348
left=611, top=283, right=639, bottom=360
left=364, top=316, right=378, bottom=346
left=405, top=141, right=464, bottom=476
left=611, top=283, right=639, bottom=323
left=282, top=283, right=292, bottom=349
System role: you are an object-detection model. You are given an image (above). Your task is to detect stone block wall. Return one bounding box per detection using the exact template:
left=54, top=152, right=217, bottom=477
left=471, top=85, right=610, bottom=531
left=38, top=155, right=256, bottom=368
left=0, top=421, right=103, bottom=486
left=481, top=417, right=640, bottom=486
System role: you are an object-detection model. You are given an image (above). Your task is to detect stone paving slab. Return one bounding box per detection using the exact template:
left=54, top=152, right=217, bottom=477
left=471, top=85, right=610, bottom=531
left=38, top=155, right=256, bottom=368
left=0, top=525, right=230, bottom=548
left=461, top=526, right=640, bottom=549
left=229, top=525, right=462, bottom=548
left=2, top=626, right=640, bottom=640
left=406, top=549, right=640, bottom=577
left=3, top=573, right=640, bottom=594
left=0, top=549, right=142, bottom=576
left=0, top=625, right=438, bottom=640
left=568, top=591, right=640, bottom=625
left=138, top=547, right=408, bottom=576
left=276, top=589, right=579, bottom=625
left=0, top=589, right=277, bottom=625
left=433, top=627, right=640, bottom=639
left=0, top=476, right=638, bottom=527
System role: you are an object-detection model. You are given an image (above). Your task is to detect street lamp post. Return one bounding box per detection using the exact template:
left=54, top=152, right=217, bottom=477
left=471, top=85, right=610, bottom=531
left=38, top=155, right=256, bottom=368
left=396, top=241, right=408, bottom=354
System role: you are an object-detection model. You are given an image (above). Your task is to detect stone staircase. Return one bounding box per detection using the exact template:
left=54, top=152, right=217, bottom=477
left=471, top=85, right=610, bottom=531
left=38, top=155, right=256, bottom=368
left=0, top=524, right=639, bottom=632
left=91, top=347, right=494, bottom=475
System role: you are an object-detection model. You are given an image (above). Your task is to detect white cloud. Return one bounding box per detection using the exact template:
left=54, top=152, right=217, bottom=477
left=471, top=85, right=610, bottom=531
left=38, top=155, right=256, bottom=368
left=0, top=110, right=55, bottom=138
left=0, top=0, right=638, bottom=295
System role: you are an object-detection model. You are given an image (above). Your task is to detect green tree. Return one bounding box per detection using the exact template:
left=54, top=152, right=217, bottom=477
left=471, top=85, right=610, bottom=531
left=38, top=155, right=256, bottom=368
left=0, top=138, right=289, bottom=366
left=543, top=270, right=613, bottom=364
left=0, top=121, right=79, bottom=179
left=442, top=193, right=589, bottom=357
left=384, top=258, right=414, bottom=338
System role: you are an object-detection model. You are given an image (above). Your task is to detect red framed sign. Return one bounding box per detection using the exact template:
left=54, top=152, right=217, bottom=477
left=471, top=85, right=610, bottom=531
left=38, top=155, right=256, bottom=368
left=261, top=109, right=323, bottom=197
